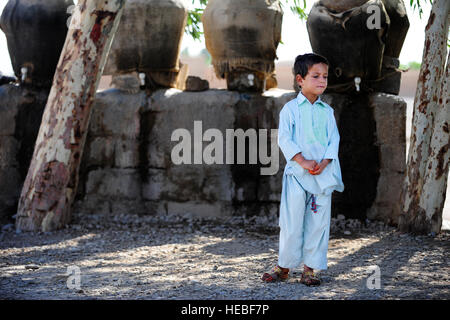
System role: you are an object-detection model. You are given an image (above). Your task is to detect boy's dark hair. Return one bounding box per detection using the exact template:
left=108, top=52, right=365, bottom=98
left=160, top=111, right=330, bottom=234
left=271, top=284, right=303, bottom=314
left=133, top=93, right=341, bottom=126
left=293, top=53, right=329, bottom=78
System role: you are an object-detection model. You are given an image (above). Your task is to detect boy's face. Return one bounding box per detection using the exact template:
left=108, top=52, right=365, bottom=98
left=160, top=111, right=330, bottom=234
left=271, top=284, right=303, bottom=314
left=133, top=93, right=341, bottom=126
left=296, top=63, right=328, bottom=96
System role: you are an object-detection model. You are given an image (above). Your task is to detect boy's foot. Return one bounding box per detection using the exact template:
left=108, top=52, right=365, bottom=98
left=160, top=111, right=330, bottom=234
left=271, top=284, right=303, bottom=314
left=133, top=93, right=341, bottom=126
left=299, top=270, right=321, bottom=286
left=261, top=265, right=289, bottom=282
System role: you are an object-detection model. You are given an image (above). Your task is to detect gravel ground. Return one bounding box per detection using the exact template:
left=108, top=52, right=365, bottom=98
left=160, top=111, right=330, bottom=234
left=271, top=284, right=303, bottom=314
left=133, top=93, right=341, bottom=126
left=0, top=212, right=449, bottom=300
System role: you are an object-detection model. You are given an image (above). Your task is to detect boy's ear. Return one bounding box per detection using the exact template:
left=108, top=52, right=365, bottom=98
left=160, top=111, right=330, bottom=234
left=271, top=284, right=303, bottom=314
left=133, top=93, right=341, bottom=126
left=295, top=74, right=304, bottom=85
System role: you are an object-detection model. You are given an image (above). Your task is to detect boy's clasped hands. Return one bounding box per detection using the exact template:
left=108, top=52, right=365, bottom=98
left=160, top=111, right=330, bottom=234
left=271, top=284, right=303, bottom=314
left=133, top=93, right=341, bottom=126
left=307, top=160, right=330, bottom=175
left=293, top=153, right=331, bottom=176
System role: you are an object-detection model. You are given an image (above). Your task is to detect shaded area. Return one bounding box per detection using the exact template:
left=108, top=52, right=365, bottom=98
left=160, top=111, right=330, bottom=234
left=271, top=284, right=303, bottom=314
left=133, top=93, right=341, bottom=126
left=333, top=94, right=380, bottom=220
left=0, top=212, right=448, bottom=300
left=0, top=85, right=48, bottom=225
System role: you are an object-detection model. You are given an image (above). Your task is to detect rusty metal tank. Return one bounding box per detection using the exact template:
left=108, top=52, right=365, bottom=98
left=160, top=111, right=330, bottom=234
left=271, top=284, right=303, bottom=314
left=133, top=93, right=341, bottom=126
left=103, top=0, right=188, bottom=89
left=306, top=0, right=390, bottom=92
left=202, top=0, right=283, bottom=92
left=0, top=0, right=73, bottom=88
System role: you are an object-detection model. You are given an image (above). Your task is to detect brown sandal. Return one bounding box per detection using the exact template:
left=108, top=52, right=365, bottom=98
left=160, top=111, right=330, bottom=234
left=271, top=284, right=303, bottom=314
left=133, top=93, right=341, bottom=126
left=300, top=270, right=321, bottom=286
left=261, top=265, right=290, bottom=282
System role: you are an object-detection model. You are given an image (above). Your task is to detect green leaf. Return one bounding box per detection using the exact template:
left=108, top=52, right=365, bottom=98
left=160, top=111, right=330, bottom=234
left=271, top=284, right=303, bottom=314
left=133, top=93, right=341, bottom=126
left=409, top=0, right=433, bottom=19
left=185, top=0, right=308, bottom=40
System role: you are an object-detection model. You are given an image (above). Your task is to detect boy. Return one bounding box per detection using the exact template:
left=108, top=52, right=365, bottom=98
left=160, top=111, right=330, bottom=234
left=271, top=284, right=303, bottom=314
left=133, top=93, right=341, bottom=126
left=261, top=53, right=344, bottom=286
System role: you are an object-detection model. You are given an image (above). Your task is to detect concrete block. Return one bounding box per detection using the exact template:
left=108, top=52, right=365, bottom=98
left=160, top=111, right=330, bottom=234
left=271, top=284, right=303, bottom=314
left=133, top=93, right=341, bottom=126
left=0, top=168, right=22, bottom=196
left=144, top=89, right=239, bottom=169
left=90, top=89, right=147, bottom=138
left=145, top=138, right=168, bottom=169
left=371, top=93, right=407, bottom=145
left=367, top=168, right=404, bottom=223
left=374, top=169, right=404, bottom=204
left=114, top=139, right=140, bottom=168
left=0, top=136, right=19, bottom=168
left=85, top=168, right=141, bottom=199
left=143, top=166, right=233, bottom=203
left=110, top=200, right=147, bottom=215
left=257, top=202, right=280, bottom=218
left=257, top=173, right=283, bottom=202
left=201, top=166, right=234, bottom=202
left=0, top=85, right=20, bottom=136
left=73, top=195, right=111, bottom=215
left=164, top=165, right=205, bottom=201
left=83, top=136, right=115, bottom=167
left=144, top=201, right=167, bottom=216
left=167, top=201, right=232, bottom=218
left=320, top=93, right=351, bottom=125
left=378, top=144, right=406, bottom=173
left=69, top=88, right=408, bottom=225
left=0, top=85, right=48, bottom=137
left=142, top=168, right=175, bottom=201
left=0, top=195, right=19, bottom=222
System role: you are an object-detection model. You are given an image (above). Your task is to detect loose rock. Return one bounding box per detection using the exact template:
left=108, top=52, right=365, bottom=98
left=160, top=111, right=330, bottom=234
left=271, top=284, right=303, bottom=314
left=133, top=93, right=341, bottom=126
left=0, top=212, right=448, bottom=299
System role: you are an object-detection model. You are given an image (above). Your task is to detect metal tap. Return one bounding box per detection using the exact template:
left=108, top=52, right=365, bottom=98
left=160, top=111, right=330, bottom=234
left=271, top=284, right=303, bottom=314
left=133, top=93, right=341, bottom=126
left=354, top=77, right=361, bottom=92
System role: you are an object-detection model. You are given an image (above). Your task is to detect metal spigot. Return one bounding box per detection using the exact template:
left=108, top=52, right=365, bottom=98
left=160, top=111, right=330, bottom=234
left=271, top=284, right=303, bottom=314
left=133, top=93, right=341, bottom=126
left=247, top=73, right=255, bottom=86
left=354, top=77, right=361, bottom=92
left=139, top=73, right=146, bottom=86
left=21, top=67, right=28, bottom=82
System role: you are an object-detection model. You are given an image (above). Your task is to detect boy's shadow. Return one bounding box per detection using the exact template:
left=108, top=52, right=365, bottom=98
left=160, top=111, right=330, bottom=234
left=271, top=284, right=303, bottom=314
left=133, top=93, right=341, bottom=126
left=322, top=231, right=449, bottom=299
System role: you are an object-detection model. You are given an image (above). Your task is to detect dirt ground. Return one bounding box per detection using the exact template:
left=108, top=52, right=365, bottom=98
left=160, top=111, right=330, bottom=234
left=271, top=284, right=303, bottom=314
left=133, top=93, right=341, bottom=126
left=0, top=211, right=449, bottom=300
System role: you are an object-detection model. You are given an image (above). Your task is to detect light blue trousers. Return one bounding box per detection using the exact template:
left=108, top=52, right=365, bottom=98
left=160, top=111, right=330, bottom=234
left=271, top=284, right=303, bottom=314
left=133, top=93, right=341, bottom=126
left=278, top=173, right=332, bottom=270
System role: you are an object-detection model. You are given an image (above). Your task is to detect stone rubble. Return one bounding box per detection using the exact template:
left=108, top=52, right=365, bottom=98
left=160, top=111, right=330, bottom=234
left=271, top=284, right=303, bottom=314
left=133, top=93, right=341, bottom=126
left=0, top=211, right=449, bottom=300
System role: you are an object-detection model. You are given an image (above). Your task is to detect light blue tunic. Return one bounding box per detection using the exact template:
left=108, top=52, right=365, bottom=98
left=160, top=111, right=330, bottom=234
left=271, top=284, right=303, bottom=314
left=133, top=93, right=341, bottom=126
left=278, top=91, right=344, bottom=196
left=277, top=91, right=344, bottom=270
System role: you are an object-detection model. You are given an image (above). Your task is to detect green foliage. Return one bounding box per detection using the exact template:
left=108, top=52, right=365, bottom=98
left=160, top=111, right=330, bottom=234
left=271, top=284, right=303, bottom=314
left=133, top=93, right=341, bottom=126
left=186, top=0, right=208, bottom=41
left=409, top=0, right=433, bottom=18
left=409, top=1, right=449, bottom=48
left=186, top=7, right=204, bottom=41
left=280, top=0, right=308, bottom=20
left=400, top=61, right=422, bottom=70
left=186, top=0, right=440, bottom=41
left=408, top=61, right=422, bottom=70
left=185, top=0, right=307, bottom=41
